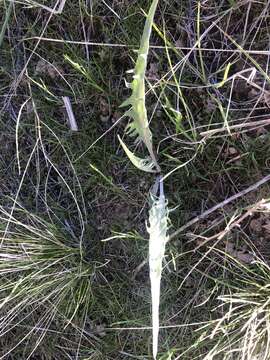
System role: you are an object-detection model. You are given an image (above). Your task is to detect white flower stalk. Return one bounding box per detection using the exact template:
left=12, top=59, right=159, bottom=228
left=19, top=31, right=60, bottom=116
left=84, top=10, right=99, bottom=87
left=147, top=177, right=169, bottom=359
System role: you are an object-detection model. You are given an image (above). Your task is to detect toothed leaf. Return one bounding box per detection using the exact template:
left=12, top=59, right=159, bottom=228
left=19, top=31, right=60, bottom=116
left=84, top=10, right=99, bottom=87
left=118, top=136, right=157, bottom=173
left=120, top=0, right=159, bottom=168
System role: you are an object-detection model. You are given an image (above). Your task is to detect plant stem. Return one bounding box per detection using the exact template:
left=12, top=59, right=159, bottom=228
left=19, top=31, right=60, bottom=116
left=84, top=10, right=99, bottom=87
left=0, top=0, right=13, bottom=48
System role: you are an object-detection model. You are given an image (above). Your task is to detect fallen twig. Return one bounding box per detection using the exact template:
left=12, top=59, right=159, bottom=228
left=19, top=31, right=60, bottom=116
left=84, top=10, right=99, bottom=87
left=23, top=38, right=270, bottom=57
left=169, top=174, right=270, bottom=241
left=192, top=199, right=266, bottom=251
left=200, top=119, right=270, bottom=137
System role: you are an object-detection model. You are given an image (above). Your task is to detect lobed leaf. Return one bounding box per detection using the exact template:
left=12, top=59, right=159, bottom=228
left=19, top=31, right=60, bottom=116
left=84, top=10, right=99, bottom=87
left=118, top=136, right=157, bottom=173
left=120, top=0, right=160, bottom=171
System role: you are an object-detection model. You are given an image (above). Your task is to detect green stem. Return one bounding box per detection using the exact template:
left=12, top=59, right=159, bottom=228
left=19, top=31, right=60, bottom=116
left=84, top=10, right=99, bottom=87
left=0, top=0, right=13, bottom=48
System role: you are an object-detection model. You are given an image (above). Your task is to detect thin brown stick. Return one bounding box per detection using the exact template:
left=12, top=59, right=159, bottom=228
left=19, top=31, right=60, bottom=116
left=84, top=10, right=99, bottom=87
left=200, top=119, right=270, bottom=137
left=217, top=200, right=265, bottom=241
left=169, top=174, right=270, bottom=241
left=192, top=199, right=265, bottom=251
left=21, top=37, right=270, bottom=57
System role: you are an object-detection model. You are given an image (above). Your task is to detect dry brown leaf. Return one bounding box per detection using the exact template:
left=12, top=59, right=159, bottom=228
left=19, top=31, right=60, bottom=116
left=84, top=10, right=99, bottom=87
left=256, top=126, right=267, bottom=136
left=249, top=218, right=262, bottom=233
left=95, top=324, right=106, bottom=337
left=147, top=62, right=159, bottom=80
left=225, top=241, right=234, bottom=253
left=35, top=59, right=63, bottom=79
left=235, top=251, right=254, bottom=264
left=225, top=241, right=254, bottom=264
left=205, top=98, right=216, bottom=112
left=99, top=98, right=111, bottom=122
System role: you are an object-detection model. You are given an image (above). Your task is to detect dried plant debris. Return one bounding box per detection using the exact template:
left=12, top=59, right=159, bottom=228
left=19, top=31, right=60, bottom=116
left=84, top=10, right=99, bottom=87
left=35, top=59, right=64, bottom=79
left=225, top=241, right=254, bottom=264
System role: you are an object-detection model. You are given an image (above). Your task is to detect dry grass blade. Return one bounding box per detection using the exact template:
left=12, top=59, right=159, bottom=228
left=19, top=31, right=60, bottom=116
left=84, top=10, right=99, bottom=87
left=62, top=96, right=78, bottom=131
left=21, top=0, right=67, bottom=14
left=0, top=0, right=13, bottom=48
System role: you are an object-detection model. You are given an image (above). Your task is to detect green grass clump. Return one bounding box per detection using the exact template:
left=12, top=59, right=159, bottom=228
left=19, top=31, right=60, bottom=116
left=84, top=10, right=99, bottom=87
left=0, top=208, right=96, bottom=358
